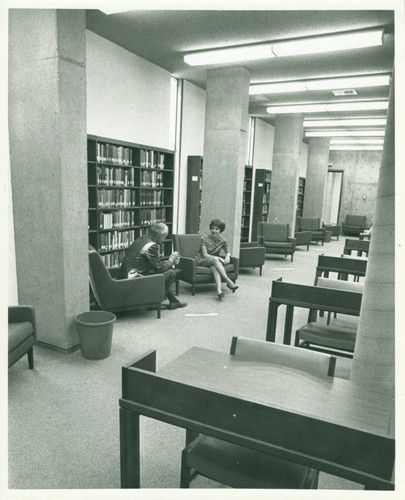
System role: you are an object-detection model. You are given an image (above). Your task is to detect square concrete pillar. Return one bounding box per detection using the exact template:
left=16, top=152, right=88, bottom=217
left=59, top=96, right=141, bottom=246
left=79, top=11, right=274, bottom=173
left=268, top=114, right=303, bottom=230
left=200, top=67, right=250, bottom=254
left=9, top=10, right=88, bottom=351
left=303, top=137, right=330, bottom=220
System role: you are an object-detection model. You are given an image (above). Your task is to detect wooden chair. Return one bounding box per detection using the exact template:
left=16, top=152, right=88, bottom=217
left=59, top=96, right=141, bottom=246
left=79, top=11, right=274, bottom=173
left=88, top=249, right=165, bottom=317
left=257, top=222, right=296, bottom=261
left=343, top=238, right=370, bottom=257
left=173, top=234, right=239, bottom=295
left=180, top=337, right=336, bottom=489
left=239, top=242, right=266, bottom=275
left=8, top=305, right=37, bottom=369
left=315, top=254, right=367, bottom=283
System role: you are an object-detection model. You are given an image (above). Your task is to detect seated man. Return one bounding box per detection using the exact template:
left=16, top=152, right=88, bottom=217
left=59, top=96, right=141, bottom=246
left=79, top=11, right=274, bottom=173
left=118, top=222, right=187, bottom=310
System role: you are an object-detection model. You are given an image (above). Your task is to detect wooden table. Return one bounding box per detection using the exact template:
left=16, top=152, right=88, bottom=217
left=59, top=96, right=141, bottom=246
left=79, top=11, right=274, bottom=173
left=119, top=347, right=394, bottom=490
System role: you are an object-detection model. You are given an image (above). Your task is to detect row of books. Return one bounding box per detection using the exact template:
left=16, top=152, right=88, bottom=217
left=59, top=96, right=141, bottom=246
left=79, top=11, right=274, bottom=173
left=98, top=210, right=137, bottom=230
left=98, top=189, right=137, bottom=208
left=140, top=149, right=165, bottom=169
left=141, top=170, right=164, bottom=188
left=262, top=193, right=271, bottom=204
left=140, top=208, right=167, bottom=226
left=97, top=143, right=133, bottom=165
left=140, top=190, right=165, bottom=206
left=99, top=230, right=136, bottom=252
left=241, top=216, right=249, bottom=227
left=97, top=166, right=136, bottom=186
left=101, top=251, right=126, bottom=269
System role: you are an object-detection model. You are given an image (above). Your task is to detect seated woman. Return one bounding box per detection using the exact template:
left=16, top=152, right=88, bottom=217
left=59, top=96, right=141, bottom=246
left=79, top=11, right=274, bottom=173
left=196, top=218, right=239, bottom=299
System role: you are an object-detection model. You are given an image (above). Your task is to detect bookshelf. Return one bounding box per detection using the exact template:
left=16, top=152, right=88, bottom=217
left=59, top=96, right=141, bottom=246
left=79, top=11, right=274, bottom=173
left=296, top=177, right=306, bottom=218
left=185, top=156, right=203, bottom=233
left=251, top=169, right=271, bottom=241
left=87, top=135, right=174, bottom=271
left=241, top=166, right=253, bottom=242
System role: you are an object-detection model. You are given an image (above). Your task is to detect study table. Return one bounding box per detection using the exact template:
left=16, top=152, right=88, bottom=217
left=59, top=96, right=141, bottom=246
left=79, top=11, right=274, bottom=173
left=119, top=346, right=394, bottom=490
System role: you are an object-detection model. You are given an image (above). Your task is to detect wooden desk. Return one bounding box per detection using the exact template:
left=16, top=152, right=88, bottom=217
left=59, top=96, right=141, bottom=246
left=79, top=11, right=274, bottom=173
left=120, top=347, right=394, bottom=490
left=315, top=255, right=367, bottom=283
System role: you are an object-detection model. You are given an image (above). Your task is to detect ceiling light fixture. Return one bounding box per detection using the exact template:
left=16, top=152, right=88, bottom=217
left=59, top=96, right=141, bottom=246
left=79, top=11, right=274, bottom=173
left=330, top=145, right=383, bottom=151
left=184, top=27, right=384, bottom=66
left=304, top=118, right=387, bottom=127
left=330, top=139, right=384, bottom=145
left=266, top=100, right=388, bottom=114
left=305, top=130, right=385, bottom=137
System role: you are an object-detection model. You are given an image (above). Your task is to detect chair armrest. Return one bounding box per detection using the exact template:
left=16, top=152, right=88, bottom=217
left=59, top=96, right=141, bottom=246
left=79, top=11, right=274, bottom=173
left=107, top=274, right=165, bottom=309
left=288, top=237, right=297, bottom=249
left=239, top=246, right=266, bottom=266
left=178, top=256, right=196, bottom=280
left=257, top=236, right=264, bottom=245
left=230, top=256, right=239, bottom=279
left=8, top=306, right=36, bottom=340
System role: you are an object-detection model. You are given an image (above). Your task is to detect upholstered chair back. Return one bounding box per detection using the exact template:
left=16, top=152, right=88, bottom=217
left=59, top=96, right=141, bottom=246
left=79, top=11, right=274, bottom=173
left=297, top=217, right=321, bottom=231
left=345, top=215, right=367, bottom=226
left=173, top=234, right=201, bottom=258
left=259, top=223, right=290, bottom=242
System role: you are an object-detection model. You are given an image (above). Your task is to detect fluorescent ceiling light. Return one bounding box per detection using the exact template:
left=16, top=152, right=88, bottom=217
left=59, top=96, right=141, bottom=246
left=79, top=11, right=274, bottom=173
left=306, top=130, right=385, bottom=137
left=184, top=28, right=384, bottom=66
left=331, top=139, right=384, bottom=145
left=250, top=73, right=390, bottom=95
left=184, top=43, right=274, bottom=66
left=272, top=28, right=383, bottom=57
left=330, top=145, right=383, bottom=151
left=266, top=100, right=388, bottom=114
left=304, top=118, right=387, bottom=127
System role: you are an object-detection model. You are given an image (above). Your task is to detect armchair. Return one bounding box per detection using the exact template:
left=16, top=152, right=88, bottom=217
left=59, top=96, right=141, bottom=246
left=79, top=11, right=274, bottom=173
left=173, top=234, right=238, bottom=295
left=8, top=305, right=36, bottom=369
left=257, top=222, right=296, bottom=261
left=88, top=249, right=165, bottom=318
left=342, top=215, right=367, bottom=236
left=239, top=242, right=266, bottom=275
left=294, top=230, right=312, bottom=250
left=296, top=217, right=328, bottom=245
left=180, top=337, right=336, bottom=489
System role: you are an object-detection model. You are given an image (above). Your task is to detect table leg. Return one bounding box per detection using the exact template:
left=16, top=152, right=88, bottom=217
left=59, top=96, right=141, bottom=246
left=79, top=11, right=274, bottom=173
left=266, top=302, right=279, bottom=342
left=120, top=408, right=140, bottom=488
left=284, top=304, right=294, bottom=345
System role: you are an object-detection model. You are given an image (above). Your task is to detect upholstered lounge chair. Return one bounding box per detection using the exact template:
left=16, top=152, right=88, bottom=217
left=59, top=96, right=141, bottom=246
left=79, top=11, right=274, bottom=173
left=239, top=242, right=266, bottom=275
left=88, top=249, right=165, bottom=317
left=180, top=337, right=336, bottom=489
left=342, top=215, right=367, bottom=236
left=257, top=222, right=296, bottom=261
left=8, top=305, right=36, bottom=369
left=294, top=230, right=312, bottom=250
left=296, top=217, right=328, bottom=245
left=173, top=234, right=239, bottom=295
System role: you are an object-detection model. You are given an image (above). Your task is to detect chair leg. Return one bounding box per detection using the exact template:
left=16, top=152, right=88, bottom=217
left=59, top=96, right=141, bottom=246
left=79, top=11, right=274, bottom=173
left=27, top=347, right=34, bottom=369
left=291, top=254, right=294, bottom=262
left=157, top=303, right=161, bottom=319
left=259, top=265, right=262, bottom=276
left=180, top=448, right=192, bottom=488
left=192, top=284, right=195, bottom=295
left=175, top=278, right=179, bottom=295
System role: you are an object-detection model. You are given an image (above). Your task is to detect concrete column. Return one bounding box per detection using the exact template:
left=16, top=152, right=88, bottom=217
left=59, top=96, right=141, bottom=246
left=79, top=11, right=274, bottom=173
left=303, top=137, right=330, bottom=220
left=268, top=114, right=303, bottom=231
left=200, top=67, right=250, bottom=255
left=351, top=71, right=395, bottom=394
left=9, top=10, right=88, bottom=351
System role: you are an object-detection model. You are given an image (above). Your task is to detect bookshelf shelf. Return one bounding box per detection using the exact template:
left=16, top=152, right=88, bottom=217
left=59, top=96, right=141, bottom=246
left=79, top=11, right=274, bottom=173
left=296, top=177, right=306, bottom=218
left=88, top=135, right=174, bottom=270
left=185, top=156, right=203, bottom=234
left=241, top=165, right=253, bottom=242
left=251, top=169, right=271, bottom=241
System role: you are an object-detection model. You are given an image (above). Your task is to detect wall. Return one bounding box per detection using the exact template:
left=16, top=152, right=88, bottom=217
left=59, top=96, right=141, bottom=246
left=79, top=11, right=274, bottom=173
left=86, top=30, right=172, bottom=150
left=299, top=142, right=308, bottom=178
left=329, top=150, right=382, bottom=225
left=253, top=118, right=274, bottom=170
left=176, top=80, right=206, bottom=233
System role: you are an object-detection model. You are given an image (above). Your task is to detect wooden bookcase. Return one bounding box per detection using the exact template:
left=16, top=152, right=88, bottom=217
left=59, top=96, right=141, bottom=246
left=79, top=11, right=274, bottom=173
left=251, top=169, right=271, bottom=241
left=87, top=135, right=174, bottom=271
left=296, top=177, right=306, bottom=218
left=185, top=156, right=203, bottom=233
left=241, top=166, right=253, bottom=242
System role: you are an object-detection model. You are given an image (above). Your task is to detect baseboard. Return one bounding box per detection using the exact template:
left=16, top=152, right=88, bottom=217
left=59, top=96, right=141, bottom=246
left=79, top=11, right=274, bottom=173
left=35, top=340, right=80, bottom=354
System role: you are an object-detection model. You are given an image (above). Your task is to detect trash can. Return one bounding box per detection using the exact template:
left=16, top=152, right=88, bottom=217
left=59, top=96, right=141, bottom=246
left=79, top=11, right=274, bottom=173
left=75, top=311, right=116, bottom=360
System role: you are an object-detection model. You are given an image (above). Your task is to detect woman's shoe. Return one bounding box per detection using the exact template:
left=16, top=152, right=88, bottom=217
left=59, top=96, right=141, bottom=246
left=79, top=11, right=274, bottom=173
left=217, top=292, right=225, bottom=300
left=227, top=284, right=239, bottom=293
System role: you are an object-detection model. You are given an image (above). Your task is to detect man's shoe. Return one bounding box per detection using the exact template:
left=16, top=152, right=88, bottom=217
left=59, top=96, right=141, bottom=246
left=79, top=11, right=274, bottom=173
left=168, top=301, right=188, bottom=310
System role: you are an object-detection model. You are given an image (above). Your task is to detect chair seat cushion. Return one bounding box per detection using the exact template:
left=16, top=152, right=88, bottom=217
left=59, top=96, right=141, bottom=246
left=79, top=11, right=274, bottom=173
left=8, top=322, right=34, bottom=352
left=297, top=322, right=356, bottom=351
left=185, top=436, right=317, bottom=489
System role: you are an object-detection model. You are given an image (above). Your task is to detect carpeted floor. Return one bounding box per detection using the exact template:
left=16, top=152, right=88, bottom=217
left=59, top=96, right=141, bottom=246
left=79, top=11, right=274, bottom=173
left=8, top=238, right=363, bottom=492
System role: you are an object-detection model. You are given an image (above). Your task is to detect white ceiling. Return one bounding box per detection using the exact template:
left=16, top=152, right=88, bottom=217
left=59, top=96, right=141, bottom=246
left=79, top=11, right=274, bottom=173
left=86, top=9, right=394, bottom=136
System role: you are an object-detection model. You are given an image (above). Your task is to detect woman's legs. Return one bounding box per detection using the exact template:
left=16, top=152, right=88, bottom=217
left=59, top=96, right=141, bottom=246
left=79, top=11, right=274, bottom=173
left=211, top=259, right=236, bottom=289
left=210, top=266, right=223, bottom=295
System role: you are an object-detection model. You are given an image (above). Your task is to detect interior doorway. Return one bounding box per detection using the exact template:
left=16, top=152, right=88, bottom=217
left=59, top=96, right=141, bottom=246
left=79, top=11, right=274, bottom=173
left=323, top=169, right=343, bottom=224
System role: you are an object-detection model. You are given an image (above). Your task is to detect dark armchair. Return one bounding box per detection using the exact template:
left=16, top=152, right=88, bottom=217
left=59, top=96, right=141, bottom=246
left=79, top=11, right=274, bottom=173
left=173, top=234, right=239, bottom=295
left=89, top=249, right=165, bottom=318
left=239, top=242, right=266, bottom=275
left=296, top=217, right=328, bottom=245
left=8, top=305, right=36, bottom=369
left=342, top=215, right=367, bottom=236
left=257, top=222, right=296, bottom=261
